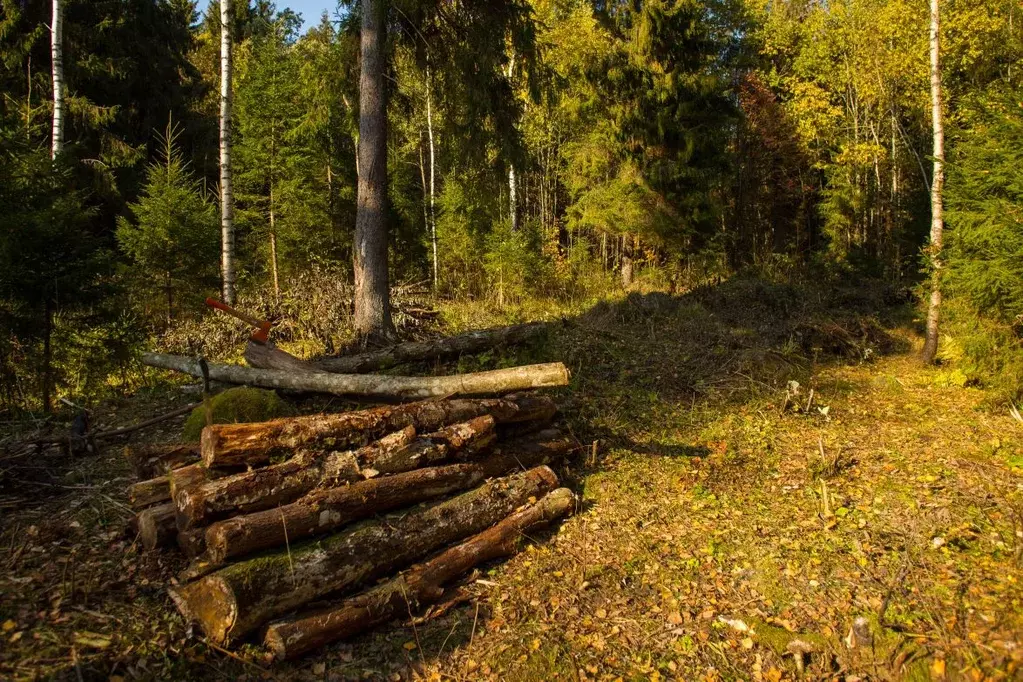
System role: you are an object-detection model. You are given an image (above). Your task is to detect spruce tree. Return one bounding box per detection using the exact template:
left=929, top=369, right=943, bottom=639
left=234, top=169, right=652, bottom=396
left=116, top=122, right=219, bottom=325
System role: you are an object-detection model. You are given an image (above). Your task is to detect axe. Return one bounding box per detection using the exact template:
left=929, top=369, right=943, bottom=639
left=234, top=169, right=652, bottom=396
left=205, top=298, right=272, bottom=344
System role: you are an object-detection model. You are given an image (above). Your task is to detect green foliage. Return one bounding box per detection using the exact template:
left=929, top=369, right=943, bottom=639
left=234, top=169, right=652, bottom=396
left=181, top=386, right=294, bottom=441
left=946, top=88, right=1023, bottom=323
left=0, top=119, right=109, bottom=412
left=116, top=122, right=219, bottom=321
left=937, top=298, right=1023, bottom=401
left=940, top=83, right=1023, bottom=400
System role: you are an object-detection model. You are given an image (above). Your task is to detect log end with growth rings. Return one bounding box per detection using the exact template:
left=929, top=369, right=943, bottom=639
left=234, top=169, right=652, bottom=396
left=169, top=576, right=238, bottom=645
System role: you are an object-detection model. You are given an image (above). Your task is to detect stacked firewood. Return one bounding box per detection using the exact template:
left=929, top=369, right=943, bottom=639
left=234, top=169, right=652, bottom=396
left=125, top=393, right=576, bottom=660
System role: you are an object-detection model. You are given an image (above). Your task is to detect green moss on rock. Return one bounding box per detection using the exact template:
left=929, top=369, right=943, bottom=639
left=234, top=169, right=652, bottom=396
left=182, top=387, right=294, bottom=442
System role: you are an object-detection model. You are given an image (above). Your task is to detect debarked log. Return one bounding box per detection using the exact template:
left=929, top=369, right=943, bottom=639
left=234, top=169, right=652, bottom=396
left=202, top=430, right=571, bottom=565
left=167, top=466, right=559, bottom=644
left=265, top=487, right=576, bottom=659
left=245, top=322, right=547, bottom=375
left=175, top=417, right=495, bottom=530
left=199, top=393, right=554, bottom=469
left=142, top=352, right=568, bottom=401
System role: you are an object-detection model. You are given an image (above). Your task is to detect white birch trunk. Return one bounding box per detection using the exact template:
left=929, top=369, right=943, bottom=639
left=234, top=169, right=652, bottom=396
left=922, top=0, right=944, bottom=363
left=220, top=0, right=237, bottom=305
left=505, top=56, right=518, bottom=233
left=426, top=63, right=438, bottom=290
left=50, top=0, right=63, bottom=159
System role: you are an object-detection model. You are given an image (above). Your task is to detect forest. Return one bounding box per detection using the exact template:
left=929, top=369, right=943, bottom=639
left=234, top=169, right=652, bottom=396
left=1, top=0, right=1023, bottom=679
left=0, top=0, right=1017, bottom=412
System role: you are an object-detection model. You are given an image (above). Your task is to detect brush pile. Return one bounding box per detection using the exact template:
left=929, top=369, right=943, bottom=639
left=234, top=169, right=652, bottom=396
left=124, top=393, right=576, bottom=660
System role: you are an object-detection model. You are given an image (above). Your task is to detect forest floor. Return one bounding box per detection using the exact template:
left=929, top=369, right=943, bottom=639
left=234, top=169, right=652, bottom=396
left=2, top=275, right=1022, bottom=681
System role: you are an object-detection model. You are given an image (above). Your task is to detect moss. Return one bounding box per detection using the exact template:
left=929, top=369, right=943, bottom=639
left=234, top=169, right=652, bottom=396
left=746, top=618, right=830, bottom=656
left=181, top=387, right=294, bottom=442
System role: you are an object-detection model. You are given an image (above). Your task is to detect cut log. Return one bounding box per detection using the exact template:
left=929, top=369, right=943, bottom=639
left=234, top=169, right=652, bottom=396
left=243, top=341, right=314, bottom=373
left=167, top=462, right=224, bottom=499
left=200, top=393, right=555, bottom=469
left=476, top=428, right=573, bottom=477
left=138, top=502, right=177, bottom=550
left=128, top=475, right=171, bottom=510
left=168, top=466, right=559, bottom=644
left=203, top=462, right=481, bottom=565
left=142, top=352, right=568, bottom=400
left=175, top=453, right=323, bottom=531
left=177, top=417, right=495, bottom=530
left=361, top=416, right=495, bottom=478
left=203, top=430, right=572, bottom=565
left=245, top=322, right=547, bottom=375
left=124, top=443, right=200, bottom=479
left=265, top=487, right=575, bottom=659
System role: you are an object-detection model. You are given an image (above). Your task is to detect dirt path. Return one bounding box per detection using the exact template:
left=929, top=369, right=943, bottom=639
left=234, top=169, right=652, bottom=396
left=1, top=279, right=1020, bottom=680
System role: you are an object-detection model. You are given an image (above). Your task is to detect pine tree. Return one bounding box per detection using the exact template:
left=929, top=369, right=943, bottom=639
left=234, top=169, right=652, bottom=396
left=116, top=121, right=219, bottom=325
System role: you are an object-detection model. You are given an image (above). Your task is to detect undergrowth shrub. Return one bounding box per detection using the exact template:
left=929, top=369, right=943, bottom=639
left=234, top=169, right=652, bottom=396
left=938, top=297, right=1023, bottom=401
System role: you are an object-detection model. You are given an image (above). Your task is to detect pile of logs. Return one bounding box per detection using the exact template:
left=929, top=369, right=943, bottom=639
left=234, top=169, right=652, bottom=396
left=125, top=393, right=576, bottom=660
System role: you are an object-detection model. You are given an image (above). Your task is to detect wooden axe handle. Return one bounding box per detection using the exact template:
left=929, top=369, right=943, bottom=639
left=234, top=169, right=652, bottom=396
left=205, top=298, right=271, bottom=341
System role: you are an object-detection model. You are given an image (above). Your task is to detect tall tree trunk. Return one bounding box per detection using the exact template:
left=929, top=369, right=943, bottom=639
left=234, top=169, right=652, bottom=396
left=426, top=62, right=437, bottom=290
left=219, top=0, right=237, bottom=305
left=621, top=234, right=633, bottom=288
left=166, top=271, right=173, bottom=326
left=922, top=0, right=944, bottom=364
left=50, top=0, right=63, bottom=158
left=509, top=165, right=518, bottom=232
left=505, top=56, right=518, bottom=233
left=353, top=0, right=395, bottom=344
left=42, top=299, right=52, bottom=413
left=269, top=188, right=280, bottom=297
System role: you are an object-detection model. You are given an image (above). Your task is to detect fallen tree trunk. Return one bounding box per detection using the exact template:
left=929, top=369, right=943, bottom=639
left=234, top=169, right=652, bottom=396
left=142, top=352, right=568, bottom=400
left=176, top=417, right=494, bottom=530
left=138, top=502, right=177, bottom=550
left=202, top=430, right=570, bottom=565
left=124, top=443, right=200, bottom=479
left=245, top=322, right=547, bottom=375
left=265, top=486, right=575, bottom=660
left=168, top=466, right=559, bottom=644
left=199, top=394, right=554, bottom=469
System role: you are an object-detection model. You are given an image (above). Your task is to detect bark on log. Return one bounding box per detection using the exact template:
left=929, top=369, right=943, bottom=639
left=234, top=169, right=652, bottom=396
left=168, top=466, right=559, bottom=644
left=203, top=430, right=571, bottom=565
left=245, top=323, right=547, bottom=375
left=265, top=487, right=575, bottom=659
left=142, top=352, right=568, bottom=400
left=124, top=443, right=200, bottom=479
left=200, top=394, right=554, bottom=469
left=138, top=502, right=177, bottom=550
left=128, top=475, right=171, bottom=510
left=177, top=417, right=495, bottom=530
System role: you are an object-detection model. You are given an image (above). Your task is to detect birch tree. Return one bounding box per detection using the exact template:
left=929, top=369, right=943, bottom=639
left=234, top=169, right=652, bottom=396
left=220, top=0, right=237, bottom=305
left=922, top=0, right=944, bottom=363
left=353, top=0, right=395, bottom=342
left=50, top=0, right=63, bottom=158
